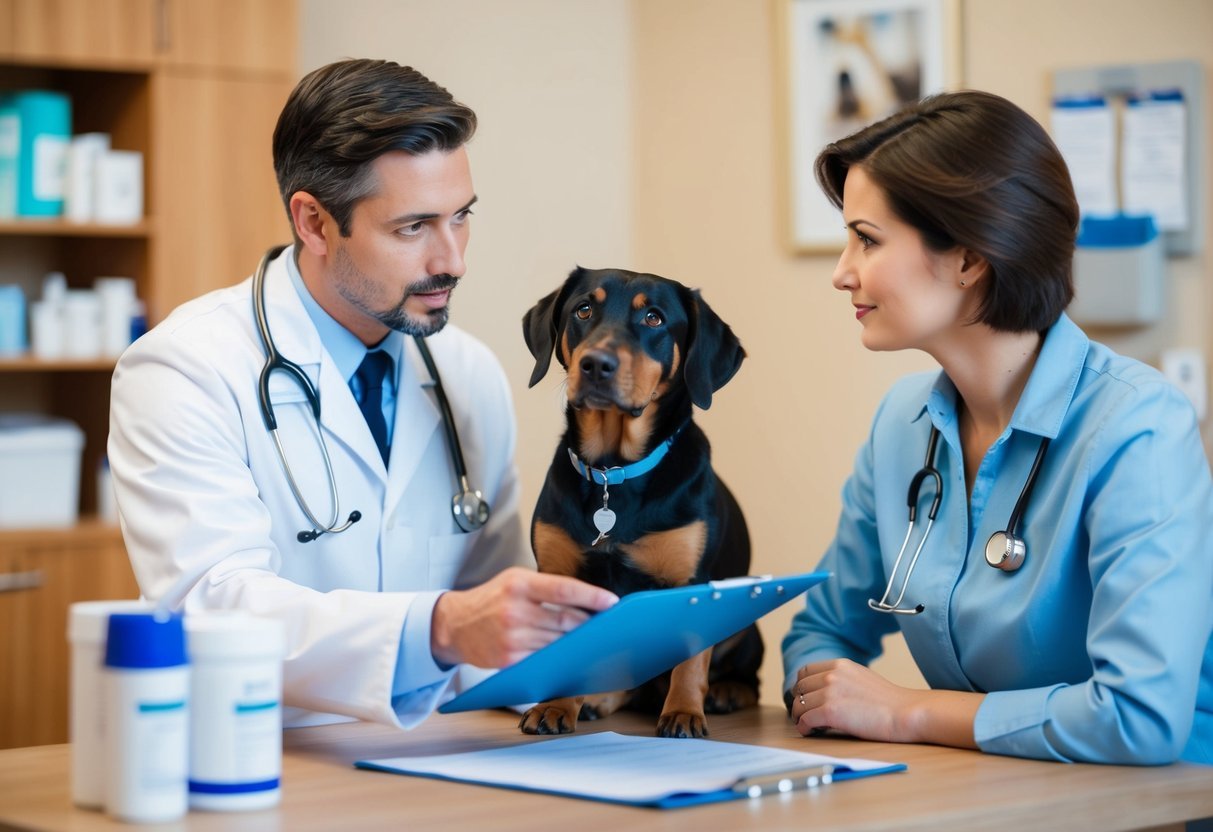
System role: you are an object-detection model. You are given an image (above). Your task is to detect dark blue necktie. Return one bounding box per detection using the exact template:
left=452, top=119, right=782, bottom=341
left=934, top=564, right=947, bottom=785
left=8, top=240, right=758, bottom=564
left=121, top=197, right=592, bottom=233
left=354, top=350, right=393, bottom=466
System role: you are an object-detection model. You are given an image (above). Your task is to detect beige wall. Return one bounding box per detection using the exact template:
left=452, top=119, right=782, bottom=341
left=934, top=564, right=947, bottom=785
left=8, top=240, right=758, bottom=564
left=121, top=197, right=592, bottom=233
left=299, top=0, right=636, bottom=515
left=302, top=0, right=1213, bottom=707
left=632, top=0, right=1213, bottom=704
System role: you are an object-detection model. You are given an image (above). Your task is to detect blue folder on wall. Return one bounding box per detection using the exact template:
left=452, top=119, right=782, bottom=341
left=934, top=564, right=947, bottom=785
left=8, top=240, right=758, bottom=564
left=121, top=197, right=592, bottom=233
left=439, top=571, right=828, bottom=713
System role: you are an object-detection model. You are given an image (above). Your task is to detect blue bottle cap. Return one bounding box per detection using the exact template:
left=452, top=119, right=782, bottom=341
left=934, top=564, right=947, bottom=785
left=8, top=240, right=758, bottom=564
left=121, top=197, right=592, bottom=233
left=105, top=612, right=188, bottom=669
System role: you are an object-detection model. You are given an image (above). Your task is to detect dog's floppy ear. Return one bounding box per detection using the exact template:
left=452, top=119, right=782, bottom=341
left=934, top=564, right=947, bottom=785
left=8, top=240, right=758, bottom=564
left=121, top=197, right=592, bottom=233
left=680, top=287, right=745, bottom=410
left=522, top=268, right=584, bottom=388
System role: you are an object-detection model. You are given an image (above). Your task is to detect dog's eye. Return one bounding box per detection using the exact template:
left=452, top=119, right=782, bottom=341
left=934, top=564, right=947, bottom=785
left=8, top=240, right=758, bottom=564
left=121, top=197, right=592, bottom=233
left=644, top=310, right=664, bottom=327
left=574, top=304, right=593, bottom=321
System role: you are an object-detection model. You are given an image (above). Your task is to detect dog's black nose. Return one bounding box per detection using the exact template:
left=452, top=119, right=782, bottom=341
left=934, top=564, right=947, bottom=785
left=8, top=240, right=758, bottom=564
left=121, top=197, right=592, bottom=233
left=580, top=350, right=618, bottom=382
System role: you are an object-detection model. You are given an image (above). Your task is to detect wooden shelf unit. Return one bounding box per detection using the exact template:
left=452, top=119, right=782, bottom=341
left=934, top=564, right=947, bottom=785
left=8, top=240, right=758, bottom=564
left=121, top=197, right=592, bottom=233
left=0, top=0, right=297, bottom=748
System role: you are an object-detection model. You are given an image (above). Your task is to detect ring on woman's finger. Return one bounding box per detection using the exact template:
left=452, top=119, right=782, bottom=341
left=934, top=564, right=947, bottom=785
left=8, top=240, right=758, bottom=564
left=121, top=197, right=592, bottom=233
left=799, top=695, right=806, bottom=707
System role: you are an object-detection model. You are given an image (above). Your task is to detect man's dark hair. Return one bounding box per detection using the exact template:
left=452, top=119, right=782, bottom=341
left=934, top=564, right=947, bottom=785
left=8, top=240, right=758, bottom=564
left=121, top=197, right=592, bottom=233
left=815, top=90, right=1079, bottom=332
left=273, top=59, right=477, bottom=239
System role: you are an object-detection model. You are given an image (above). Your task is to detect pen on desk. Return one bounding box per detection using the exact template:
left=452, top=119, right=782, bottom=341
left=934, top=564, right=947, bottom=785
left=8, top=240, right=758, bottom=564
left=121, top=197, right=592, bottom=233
left=732, top=764, right=835, bottom=798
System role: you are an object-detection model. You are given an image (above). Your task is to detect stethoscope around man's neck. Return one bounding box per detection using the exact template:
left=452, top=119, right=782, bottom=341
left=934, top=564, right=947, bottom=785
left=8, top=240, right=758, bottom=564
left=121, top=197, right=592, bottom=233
left=252, top=245, right=490, bottom=543
left=868, top=424, right=1050, bottom=615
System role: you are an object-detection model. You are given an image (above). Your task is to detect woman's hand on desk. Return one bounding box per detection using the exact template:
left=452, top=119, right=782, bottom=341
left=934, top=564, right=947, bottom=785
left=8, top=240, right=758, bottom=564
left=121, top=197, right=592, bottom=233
left=790, top=659, right=982, bottom=749
left=430, top=568, right=618, bottom=669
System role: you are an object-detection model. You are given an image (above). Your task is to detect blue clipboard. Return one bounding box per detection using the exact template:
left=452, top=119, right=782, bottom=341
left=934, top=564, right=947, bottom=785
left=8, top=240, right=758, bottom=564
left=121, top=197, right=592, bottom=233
left=439, top=571, right=828, bottom=713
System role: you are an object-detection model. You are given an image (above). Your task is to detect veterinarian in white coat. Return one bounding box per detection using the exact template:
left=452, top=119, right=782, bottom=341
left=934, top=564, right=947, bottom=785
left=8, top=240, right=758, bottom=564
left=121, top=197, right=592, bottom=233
left=109, top=59, right=616, bottom=730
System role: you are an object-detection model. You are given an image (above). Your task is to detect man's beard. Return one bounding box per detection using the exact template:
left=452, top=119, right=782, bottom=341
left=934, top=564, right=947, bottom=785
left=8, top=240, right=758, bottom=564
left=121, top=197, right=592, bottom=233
left=331, top=245, right=459, bottom=337
left=379, top=273, right=459, bottom=337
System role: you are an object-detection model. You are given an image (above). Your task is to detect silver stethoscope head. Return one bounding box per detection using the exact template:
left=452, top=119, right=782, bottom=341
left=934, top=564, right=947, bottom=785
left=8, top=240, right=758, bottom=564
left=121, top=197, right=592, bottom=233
left=452, top=475, right=490, bottom=533
left=868, top=426, right=1050, bottom=616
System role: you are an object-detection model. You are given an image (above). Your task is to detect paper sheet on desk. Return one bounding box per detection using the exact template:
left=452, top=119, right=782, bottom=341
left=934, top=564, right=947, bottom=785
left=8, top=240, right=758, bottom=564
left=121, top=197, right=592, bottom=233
left=356, top=731, right=906, bottom=809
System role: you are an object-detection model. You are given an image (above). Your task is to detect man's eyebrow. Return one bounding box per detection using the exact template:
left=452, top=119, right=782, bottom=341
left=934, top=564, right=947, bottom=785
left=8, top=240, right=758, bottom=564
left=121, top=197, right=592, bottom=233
left=387, top=195, right=478, bottom=226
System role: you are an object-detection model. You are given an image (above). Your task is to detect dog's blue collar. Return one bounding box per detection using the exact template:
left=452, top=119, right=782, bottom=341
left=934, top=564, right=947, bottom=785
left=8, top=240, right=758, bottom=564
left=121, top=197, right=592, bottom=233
left=567, top=424, right=686, bottom=486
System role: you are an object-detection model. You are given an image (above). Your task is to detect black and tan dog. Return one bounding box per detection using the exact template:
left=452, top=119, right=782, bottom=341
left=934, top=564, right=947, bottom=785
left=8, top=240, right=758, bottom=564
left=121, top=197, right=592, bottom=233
left=519, top=266, right=762, bottom=739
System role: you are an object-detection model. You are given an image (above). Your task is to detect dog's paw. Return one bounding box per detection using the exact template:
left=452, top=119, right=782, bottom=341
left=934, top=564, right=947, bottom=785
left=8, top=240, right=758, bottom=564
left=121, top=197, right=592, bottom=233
left=704, top=681, right=760, bottom=714
left=579, top=690, right=630, bottom=721
left=656, top=711, right=709, bottom=739
left=519, top=703, right=578, bottom=735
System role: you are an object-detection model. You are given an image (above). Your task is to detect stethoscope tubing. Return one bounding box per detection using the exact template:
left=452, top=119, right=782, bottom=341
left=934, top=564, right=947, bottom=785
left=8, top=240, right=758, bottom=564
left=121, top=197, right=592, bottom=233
left=253, top=245, right=359, bottom=539
left=869, top=424, right=1049, bottom=615
left=251, top=245, right=489, bottom=540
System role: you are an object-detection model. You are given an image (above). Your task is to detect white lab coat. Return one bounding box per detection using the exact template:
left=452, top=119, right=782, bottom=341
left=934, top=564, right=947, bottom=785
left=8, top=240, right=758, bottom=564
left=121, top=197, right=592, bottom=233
left=108, top=248, right=530, bottom=729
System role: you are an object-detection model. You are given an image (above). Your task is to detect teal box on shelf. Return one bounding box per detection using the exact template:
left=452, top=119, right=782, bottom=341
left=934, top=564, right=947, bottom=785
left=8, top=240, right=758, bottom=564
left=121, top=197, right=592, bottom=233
left=9, top=90, right=72, bottom=218
left=0, top=94, right=17, bottom=218
left=1070, top=214, right=1165, bottom=326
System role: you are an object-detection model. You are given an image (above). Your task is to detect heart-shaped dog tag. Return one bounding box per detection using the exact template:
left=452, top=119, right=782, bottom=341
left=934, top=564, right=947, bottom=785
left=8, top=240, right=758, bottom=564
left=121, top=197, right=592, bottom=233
left=593, top=508, right=616, bottom=535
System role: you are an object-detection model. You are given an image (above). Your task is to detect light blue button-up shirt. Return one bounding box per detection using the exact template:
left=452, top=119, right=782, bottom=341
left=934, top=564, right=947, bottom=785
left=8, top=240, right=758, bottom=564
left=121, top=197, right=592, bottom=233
left=783, top=313, right=1213, bottom=764
left=286, top=254, right=403, bottom=445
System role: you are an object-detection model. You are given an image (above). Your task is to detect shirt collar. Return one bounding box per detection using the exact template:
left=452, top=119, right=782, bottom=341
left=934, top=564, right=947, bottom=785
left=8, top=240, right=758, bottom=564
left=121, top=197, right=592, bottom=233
left=1008, top=312, right=1088, bottom=439
left=917, top=313, right=1090, bottom=440
left=286, top=250, right=404, bottom=386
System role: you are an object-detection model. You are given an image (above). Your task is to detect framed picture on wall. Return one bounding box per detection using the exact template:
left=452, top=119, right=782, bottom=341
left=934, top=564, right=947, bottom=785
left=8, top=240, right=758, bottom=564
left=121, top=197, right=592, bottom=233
left=776, top=0, right=963, bottom=254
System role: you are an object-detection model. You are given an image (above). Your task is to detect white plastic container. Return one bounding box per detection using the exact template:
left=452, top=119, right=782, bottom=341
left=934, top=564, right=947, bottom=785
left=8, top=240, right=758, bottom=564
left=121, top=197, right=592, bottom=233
left=62, top=289, right=102, bottom=358
left=64, top=132, right=111, bottom=223
left=30, top=300, right=65, bottom=359
left=104, top=612, right=190, bottom=824
left=94, top=149, right=143, bottom=225
left=67, top=599, right=151, bottom=809
left=94, top=276, right=136, bottom=358
left=186, top=614, right=285, bottom=811
left=0, top=414, right=84, bottom=528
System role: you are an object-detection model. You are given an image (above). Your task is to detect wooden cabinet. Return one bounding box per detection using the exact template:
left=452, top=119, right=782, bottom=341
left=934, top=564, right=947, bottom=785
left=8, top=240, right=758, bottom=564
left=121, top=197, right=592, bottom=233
left=160, top=0, right=297, bottom=75
left=0, top=0, right=297, bottom=748
left=7, top=0, right=158, bottom=66
left=0, top=1, right=14, bottom=55
left=2, top=0, right=296, bottom=73
left=150, top=72, right=292, bottom=318
left=0, top=63, right=152, bottom=515
left=0, top=524, right=139, bottom=749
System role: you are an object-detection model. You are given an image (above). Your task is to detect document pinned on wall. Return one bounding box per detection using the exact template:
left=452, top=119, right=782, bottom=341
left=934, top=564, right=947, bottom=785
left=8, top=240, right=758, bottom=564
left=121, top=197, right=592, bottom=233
left=1121, top=90, right=1188, bottom=232
left=1051, top=96, right=1117, bottom=218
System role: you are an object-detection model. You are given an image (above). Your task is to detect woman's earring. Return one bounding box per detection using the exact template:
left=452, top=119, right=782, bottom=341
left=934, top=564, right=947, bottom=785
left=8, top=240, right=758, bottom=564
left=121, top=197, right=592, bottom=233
left=960, top=280, right=967, bottom=288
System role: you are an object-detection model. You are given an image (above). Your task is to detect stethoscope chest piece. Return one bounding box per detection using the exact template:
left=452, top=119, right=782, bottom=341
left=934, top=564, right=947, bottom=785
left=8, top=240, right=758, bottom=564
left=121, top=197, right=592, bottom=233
left=452, top=486, right=490, bottom=533
left=984, top=530, right=1026, bottom=572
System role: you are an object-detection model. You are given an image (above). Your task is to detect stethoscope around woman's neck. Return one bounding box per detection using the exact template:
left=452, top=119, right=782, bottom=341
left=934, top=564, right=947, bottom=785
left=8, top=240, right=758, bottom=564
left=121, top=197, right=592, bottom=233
left=868, top=424, right=1050, bottom=615
left=252, top=245, right=490, bottom=543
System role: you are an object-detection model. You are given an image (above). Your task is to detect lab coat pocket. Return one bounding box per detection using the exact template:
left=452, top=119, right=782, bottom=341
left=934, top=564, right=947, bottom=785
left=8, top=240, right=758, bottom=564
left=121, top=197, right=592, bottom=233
left=428, top=531, right=478, bottom=590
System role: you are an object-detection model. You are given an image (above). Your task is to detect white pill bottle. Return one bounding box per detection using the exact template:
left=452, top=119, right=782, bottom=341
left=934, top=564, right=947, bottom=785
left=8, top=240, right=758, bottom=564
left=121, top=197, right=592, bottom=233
left=103, top=611, right=190, bottom=823
left=67, top=598, right=151, bottom=809
left=185, top=613, right=285, bottom=811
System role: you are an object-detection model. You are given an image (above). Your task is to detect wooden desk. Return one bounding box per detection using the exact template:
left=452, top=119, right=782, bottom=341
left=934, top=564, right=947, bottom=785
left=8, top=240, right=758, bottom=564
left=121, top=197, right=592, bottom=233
left=1, top=706, right=1211, bottom=831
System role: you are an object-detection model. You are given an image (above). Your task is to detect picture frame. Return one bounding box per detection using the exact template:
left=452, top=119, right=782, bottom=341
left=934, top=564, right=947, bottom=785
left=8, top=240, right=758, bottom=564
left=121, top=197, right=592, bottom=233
left=775, top=0, right=963, bottom=254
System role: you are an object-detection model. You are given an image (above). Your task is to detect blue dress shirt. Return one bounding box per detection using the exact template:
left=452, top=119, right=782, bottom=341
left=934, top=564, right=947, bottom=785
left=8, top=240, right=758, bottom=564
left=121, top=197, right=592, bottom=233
left=782, top=314, right=1213, bottom=764
left=286, top=256, right=402, bottom=447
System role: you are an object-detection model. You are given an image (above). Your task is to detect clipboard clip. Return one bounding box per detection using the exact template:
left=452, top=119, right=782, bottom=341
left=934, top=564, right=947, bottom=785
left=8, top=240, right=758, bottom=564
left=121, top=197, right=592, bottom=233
left=707, top=575, right=780, bottom=601
left=732, top=764, right=835, bottom=799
